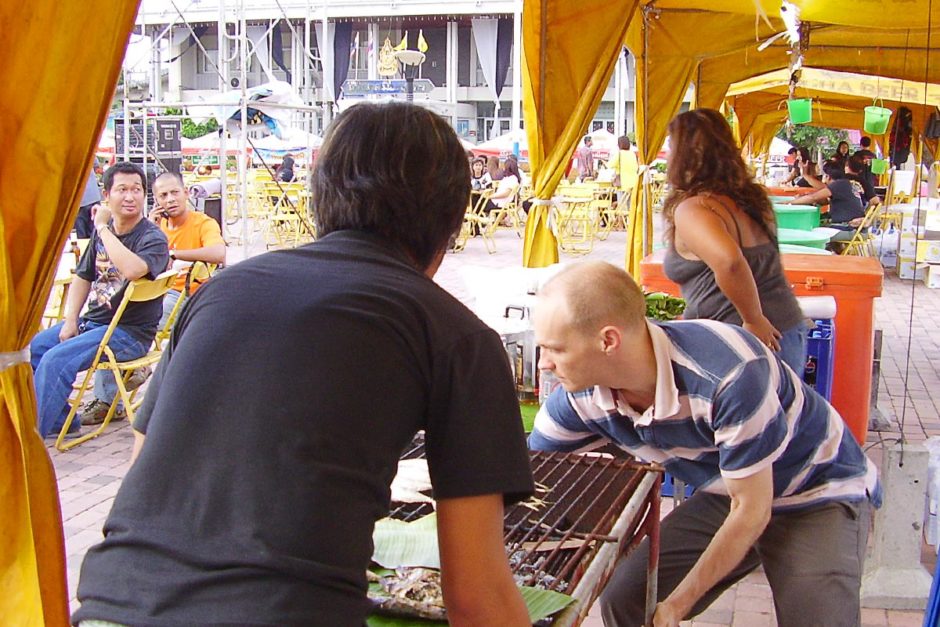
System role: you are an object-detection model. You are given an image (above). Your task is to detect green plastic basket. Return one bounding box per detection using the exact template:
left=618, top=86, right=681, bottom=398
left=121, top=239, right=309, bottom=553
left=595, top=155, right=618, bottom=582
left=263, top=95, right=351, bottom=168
left=871, top=158, right=888, bottom=175
left=774, top=205, right=821, bottom=231
left=777, top=227, right=830, bottom=249
left=864, top=102, right=892, bottom=135
left=787, top=98, right=813, bottom=125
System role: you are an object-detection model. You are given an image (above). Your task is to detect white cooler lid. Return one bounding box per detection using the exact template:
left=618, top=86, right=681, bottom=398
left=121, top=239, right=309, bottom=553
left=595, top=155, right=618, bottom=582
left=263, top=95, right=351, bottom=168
left=796, top=295, right=837, bottom=320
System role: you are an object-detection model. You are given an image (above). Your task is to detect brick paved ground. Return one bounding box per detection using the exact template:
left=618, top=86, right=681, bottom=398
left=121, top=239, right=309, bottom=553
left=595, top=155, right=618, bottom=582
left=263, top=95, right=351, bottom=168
left=50, top=223, right=938, bottom=625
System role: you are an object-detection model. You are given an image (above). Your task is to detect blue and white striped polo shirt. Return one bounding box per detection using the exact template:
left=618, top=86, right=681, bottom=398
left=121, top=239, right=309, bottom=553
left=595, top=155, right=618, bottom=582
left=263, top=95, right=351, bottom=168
left=529, top=320, right=882, bottom=511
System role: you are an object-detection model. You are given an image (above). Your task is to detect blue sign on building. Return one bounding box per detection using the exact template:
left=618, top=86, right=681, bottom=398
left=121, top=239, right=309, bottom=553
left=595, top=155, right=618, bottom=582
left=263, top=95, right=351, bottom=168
left=341, top=79, right=435, bottom=96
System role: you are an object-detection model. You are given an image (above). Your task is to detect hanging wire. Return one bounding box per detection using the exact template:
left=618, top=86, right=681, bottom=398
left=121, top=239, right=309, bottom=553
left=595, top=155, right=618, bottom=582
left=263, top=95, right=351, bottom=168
left=894, top=7, right=934, bottom=466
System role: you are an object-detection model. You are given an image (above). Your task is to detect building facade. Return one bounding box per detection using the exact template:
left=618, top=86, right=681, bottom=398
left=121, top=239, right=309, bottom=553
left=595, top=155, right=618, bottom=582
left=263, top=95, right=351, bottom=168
left=134, top=0, right=649, bottom=142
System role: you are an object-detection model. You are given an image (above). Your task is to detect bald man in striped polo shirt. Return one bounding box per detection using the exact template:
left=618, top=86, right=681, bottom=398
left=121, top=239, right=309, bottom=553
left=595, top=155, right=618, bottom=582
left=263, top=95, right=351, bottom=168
left=529, top=261, right=880, bottom=627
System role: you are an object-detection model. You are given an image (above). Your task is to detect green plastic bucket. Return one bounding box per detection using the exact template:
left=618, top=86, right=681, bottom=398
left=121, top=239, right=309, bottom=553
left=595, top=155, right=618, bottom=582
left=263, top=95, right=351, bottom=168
left=779, top=243, right=833, bottom=256
left=787, top=99, right=813, bottom=125
left=864, top=104, right=892, bottom=135
left=871, top=158, right=888, bottom=175
left=777, top=227, right=830, bottom=250
left=774, top=205, right=821, bottom=231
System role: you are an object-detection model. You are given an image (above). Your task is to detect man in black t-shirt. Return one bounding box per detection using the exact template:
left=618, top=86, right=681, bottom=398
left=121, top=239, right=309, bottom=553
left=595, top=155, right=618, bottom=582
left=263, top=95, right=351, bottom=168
left=787, top=156, right=880, bottom=225
left=73, top=103, right=535, bottom=627
left=30, top=162, right=168, bottom=438
left=853, top=136, right=878, bottom=190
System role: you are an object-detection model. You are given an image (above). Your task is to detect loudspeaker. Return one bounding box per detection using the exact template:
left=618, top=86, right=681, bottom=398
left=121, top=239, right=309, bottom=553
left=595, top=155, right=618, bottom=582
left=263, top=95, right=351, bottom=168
left=155, top=119, right=182, bottom=153
left=202, top=197, right=223, bottom=228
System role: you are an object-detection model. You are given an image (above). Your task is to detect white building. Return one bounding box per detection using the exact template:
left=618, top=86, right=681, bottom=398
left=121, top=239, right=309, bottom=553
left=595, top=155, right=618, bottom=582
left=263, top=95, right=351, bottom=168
left=132, top=0, right=653, bottom=142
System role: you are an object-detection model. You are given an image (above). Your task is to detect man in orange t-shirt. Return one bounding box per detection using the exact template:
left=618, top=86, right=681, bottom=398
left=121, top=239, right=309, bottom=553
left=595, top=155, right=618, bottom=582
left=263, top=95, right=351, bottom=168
left=149, top=171, right=227, bottom=326
left=85, top=171, right=227, bottom=424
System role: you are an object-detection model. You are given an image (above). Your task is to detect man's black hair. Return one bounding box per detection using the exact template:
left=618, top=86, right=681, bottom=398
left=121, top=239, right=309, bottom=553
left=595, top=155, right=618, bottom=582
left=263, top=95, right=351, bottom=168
left=312, top=102, right=470, bottom=270
left=102, top=162, right=147, bottom=194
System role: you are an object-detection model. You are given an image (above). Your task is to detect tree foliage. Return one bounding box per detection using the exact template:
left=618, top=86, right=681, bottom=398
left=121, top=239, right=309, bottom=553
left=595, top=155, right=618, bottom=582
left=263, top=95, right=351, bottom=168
left=776, top=124, right=850, bottom=157
left=164, top=107, right=220, bottom=140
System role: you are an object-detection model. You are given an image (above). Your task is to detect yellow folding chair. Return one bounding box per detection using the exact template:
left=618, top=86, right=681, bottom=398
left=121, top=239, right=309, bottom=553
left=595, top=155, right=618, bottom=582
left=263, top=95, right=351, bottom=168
left=463, top=190, right=498, bottom=253
left=42, top=238, right=89, bottom=328
left=55, top=269, right=179, bottom=451
left=154, top=261, right=218, bottom=349
left=483, top=183, right=522, bottom=242
left=840, top=201, right=883, bottom=257
left=552, top=196, right=598, bottom=255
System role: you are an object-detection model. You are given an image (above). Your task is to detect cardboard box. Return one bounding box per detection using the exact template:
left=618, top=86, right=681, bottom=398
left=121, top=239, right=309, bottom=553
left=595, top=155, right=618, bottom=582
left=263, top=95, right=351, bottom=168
left=880, top=250, right=898, bottom=269
left=925, top=264, right=940, bottom=289
left=898, top=257, right=927, bottom=280
left=925, top=208, right=940, bottom=232
left=916, top=240, right=940, bottom=263
left=899, top=233, right=919, bottom=257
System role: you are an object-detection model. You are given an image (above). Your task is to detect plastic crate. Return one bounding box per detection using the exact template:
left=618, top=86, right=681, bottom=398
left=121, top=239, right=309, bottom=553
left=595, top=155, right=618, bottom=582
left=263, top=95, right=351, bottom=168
left=804, top=319, right=835, bottom=401
left=660, top=472, right=694, bottom=498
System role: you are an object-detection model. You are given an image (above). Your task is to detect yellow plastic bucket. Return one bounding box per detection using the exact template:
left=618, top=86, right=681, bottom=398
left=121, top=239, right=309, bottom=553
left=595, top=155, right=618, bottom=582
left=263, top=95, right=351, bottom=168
left=871, top=158, right=888, bottom=175
left=787, top=98, right=813, bottom=125
left=864, top=102, right=892, bottom=135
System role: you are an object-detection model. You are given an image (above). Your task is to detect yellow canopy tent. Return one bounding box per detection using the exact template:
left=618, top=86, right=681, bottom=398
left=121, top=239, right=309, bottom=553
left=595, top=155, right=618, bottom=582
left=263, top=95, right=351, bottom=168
left=1, top=1, right=141, bottom=623
left=520, top=0, right=642, bottom=267
left=728, top=67, right=940, bottom=163
left=620, top=0, right=940, bottom=275
left=729, top=67, right=940, bottom=137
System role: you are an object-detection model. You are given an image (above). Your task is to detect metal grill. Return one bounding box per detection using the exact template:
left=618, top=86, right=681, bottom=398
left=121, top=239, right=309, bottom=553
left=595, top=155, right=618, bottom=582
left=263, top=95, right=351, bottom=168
left=391, top=435, right=662, bottom=625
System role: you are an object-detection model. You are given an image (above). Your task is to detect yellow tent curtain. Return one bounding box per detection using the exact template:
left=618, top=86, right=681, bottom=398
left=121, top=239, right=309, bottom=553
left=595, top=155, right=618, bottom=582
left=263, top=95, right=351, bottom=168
left=622, top=6, right=783, bottom=276
left=1, top=1, right=140, bottom=623
left=620, top=0, right=939, bottom=274
left=520, top=0, right=641, bottom=267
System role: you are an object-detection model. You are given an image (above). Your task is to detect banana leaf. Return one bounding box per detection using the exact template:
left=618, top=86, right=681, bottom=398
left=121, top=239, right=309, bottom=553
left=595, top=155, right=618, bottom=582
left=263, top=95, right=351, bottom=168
left=366, top=586, right=573, bottom=626
left=370, top=514, right=574, bottom=625
left=372, top=514, right=440, bottom=569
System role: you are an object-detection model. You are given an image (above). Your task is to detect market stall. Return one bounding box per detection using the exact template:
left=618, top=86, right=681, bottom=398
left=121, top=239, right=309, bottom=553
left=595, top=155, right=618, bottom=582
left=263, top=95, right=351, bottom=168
left=375, top=436, right=663, bottom=626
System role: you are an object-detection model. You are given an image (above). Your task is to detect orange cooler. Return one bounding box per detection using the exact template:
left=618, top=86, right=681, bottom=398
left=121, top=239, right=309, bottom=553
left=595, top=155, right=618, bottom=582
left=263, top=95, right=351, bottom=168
left=764, top=186, right=806, bottom=197
left=639, top=251, right=884, bottom=443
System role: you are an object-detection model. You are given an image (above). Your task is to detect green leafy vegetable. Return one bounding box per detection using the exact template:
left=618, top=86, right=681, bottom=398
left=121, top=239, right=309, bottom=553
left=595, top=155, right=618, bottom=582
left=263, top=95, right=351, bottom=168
left=644, top=292, right=686, bottom=321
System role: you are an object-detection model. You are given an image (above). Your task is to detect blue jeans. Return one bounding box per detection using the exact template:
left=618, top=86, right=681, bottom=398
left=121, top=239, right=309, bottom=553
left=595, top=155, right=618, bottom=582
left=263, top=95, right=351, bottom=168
left=30, top=320, right=148, bottom=437
left=93, top=290, right=179, bottom=403
left=777, top=323, right=808, bottom=379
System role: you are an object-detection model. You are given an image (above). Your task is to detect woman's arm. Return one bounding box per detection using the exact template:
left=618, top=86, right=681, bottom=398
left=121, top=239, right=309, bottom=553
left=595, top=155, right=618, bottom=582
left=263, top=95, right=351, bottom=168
left=799, top=162, right=825, bottom=189
left=674, top=197, right=781, bottom=350
left=787, top=186, right=831, bottom=205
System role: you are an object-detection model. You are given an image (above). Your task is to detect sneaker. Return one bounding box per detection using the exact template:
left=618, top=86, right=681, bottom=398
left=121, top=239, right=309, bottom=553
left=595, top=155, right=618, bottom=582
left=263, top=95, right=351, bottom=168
left=125, top=366, right=153, bottom=392
left=80, top=398, right=127, bottom=426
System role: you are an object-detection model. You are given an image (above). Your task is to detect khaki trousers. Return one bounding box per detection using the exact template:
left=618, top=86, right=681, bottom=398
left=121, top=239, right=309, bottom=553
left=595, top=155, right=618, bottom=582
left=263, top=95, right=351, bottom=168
left=600, top=492, right=871, bottom=627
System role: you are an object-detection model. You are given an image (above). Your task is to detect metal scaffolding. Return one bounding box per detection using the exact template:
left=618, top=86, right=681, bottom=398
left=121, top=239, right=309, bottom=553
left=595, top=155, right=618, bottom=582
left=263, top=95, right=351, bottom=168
left=122, top=0, right=327, bottom=245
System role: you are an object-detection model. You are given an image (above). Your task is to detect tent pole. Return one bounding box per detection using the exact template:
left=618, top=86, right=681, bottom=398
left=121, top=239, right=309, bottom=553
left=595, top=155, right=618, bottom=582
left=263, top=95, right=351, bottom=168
left=239, top=0, right=249, bottom=248
left=641, top=7, right=650, bottom=262
left=218, top=0, right=229, bottom=240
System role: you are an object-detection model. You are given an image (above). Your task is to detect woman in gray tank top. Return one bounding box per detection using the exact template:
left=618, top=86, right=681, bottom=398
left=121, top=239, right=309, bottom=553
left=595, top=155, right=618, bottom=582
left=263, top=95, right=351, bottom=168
left=661, top=109, right=807, bottom=376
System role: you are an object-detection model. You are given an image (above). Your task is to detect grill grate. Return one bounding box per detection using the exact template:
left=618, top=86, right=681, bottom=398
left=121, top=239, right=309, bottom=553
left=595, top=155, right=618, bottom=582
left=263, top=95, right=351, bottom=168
left=390, top=435, right=660, bottom=596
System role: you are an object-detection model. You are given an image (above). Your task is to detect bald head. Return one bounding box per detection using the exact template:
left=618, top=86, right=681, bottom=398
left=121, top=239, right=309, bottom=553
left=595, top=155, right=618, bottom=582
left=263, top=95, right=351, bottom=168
left=538, top=261, right=647, bottom=336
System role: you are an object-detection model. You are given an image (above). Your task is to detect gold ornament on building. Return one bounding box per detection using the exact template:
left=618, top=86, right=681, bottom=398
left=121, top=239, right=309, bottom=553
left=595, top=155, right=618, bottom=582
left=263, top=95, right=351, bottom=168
left=378, top=37, right=399, bottom=77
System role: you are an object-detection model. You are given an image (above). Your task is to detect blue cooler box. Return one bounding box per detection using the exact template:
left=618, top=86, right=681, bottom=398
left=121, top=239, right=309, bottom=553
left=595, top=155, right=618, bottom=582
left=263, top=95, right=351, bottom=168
left=804, top=319, right=835, bottom=401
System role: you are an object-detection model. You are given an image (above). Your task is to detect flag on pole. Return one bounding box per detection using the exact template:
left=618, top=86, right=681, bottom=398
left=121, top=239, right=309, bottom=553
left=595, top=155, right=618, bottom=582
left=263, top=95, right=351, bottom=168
left=417, top=30, right=429, bottom=53
left=393, top=32, right=408, bottom=51
left=351, top=31, right=360, bottom=65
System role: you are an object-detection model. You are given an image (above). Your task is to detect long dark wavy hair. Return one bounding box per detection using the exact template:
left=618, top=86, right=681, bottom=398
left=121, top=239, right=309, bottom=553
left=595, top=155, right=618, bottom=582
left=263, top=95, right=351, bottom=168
left=662, top=109, right=777, bottom=246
